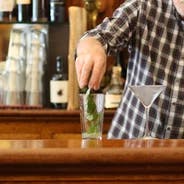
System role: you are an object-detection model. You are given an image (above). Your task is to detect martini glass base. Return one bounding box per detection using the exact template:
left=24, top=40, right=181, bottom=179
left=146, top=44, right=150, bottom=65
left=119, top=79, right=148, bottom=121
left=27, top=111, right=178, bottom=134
left=142, top=136, right=158, bottom=140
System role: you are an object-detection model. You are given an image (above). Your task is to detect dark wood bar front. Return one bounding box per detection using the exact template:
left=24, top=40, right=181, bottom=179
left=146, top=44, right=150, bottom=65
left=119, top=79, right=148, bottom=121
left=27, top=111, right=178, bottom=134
left=0, top=139, right=183, bottom=183
left=0, top=109, right=114, bottom=139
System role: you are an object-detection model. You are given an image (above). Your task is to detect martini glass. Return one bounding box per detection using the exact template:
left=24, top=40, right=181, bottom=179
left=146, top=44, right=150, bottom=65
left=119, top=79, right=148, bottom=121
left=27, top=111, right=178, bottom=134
left=128, top=85, right=166, bottom=139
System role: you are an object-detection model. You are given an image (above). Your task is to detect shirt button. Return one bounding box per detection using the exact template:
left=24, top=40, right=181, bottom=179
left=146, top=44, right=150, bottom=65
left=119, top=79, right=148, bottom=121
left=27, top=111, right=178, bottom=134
left=166, top=126, right=171, bottom=131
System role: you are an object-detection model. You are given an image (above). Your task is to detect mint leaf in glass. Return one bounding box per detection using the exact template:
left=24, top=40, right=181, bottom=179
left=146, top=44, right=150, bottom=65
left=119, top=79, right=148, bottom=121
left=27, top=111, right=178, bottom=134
left=85, top=88, right=100, bottom=134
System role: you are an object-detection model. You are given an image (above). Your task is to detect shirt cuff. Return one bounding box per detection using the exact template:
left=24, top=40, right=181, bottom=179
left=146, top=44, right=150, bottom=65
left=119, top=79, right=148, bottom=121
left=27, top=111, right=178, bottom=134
left=81, top=32, right=108, bottom=53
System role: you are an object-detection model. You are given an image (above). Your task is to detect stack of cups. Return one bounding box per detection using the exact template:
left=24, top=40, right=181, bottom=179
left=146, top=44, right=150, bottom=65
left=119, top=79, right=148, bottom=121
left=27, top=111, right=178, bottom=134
left=3, top=29, right=26, bottom=106
left=25, top=29, right=47, bottom=107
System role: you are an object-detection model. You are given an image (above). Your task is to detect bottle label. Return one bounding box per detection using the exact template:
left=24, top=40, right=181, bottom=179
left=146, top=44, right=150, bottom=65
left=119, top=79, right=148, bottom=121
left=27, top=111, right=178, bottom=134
left=0, top=0, right=15, bottom=11
left=16, top=0, right=31, bottom=5
left=105, top=94, right=122, bottom=109
left=50, top=80, right=68, bottom=103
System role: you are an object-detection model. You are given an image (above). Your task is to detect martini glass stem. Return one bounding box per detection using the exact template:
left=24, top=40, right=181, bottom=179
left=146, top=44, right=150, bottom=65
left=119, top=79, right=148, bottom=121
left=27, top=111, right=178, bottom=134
left=144, top=107, right=151, bottom=138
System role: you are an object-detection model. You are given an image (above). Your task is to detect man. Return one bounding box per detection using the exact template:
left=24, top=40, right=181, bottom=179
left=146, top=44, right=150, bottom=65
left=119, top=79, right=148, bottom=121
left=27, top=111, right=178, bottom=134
left=75, top=0, right=184, bottom=139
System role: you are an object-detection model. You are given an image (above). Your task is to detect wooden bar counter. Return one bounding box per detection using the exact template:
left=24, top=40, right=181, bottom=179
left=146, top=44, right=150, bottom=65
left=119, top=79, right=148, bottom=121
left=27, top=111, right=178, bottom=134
left=0, top=139, right=183, bottom=183
left=0, top=109, right=114, bottom=139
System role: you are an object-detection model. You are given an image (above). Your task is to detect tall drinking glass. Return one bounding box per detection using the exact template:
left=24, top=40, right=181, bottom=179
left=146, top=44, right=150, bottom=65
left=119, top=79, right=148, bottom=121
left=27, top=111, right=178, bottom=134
left=128, top=85, right=166, bottom=139
left=79, top=89, right=105, bottom=140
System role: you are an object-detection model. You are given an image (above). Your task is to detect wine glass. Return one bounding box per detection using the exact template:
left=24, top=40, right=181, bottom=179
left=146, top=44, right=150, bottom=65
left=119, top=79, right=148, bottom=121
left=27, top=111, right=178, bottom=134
left=128, top=85, right=166, bottom=139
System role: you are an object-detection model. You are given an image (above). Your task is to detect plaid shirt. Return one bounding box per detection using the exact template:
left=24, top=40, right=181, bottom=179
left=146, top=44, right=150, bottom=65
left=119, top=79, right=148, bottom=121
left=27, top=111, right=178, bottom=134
left=86, top=0, right=184, bottom=139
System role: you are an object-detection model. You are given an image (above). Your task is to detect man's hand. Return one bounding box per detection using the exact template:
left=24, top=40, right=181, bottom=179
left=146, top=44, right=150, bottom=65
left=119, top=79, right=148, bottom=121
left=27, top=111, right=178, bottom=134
left=75, top=37, right=107, bottom=90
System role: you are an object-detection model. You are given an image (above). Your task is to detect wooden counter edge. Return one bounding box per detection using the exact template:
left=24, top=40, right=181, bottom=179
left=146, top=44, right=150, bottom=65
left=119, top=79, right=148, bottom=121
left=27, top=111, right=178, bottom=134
left=0, top=147, right=183, bottom=164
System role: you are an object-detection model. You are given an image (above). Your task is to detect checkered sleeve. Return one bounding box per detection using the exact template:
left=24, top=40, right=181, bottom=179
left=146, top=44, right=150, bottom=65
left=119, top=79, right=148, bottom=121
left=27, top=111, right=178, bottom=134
left=85, top=0, right=141, bottom=55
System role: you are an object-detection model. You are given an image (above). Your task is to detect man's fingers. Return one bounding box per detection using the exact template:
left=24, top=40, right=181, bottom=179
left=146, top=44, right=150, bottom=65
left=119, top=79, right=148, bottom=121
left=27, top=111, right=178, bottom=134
left=89, top=59, right=106, bottom=90
left=80, top=59, right=93, bottom=88
left=75, top=37, right=107, bottom=90
left=75, top=55, right=94, bottom=89
left=75, top=57, right=83, bottom=85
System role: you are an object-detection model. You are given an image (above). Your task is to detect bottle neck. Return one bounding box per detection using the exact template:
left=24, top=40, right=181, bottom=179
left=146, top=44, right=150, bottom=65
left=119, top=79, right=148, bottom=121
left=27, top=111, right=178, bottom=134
left=56, top=67, right=62, bottom=73
left=110, top=67, right=122, bottom=85
left=111, top=74, right=120, bottom=85
left=56, top=59, right=63, bottom=73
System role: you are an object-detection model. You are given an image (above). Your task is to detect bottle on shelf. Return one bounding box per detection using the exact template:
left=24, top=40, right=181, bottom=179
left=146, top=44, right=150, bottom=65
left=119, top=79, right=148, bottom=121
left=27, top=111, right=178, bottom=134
left=50, top=56, right=68, bottom=109
left=16, top=0, right=31, bottom=22
left=104, top=65, right=124, bottom=109
left=49, top=0, right=65, bottom=23
left=0, top=0, right=16, bottom=22
left=32, top=0, right=48, bottom=23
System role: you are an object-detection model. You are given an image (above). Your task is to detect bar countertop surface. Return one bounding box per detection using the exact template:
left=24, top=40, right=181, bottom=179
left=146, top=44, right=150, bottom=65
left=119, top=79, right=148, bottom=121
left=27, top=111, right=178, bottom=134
left=0, top=138, right=183, bottom=183
left=0, top=139, right=183, bottom=164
